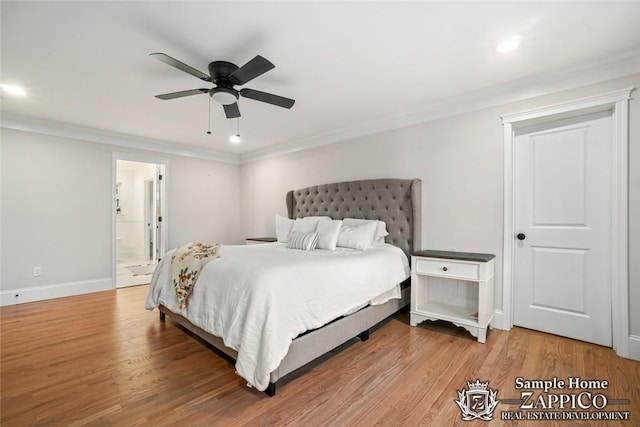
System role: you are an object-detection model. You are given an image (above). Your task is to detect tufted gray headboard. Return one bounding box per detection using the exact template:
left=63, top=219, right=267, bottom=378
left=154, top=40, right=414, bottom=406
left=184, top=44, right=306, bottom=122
left=286, top=179, right=421, bottom=258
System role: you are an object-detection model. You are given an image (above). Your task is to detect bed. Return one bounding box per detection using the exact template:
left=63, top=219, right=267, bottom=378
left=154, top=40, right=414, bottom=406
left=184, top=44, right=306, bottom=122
left=145, top=178, right=421, bottom=396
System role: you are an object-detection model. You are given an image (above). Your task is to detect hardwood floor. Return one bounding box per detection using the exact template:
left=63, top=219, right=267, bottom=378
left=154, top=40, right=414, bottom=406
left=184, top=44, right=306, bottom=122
left=1, top=285, right=638, bottom=426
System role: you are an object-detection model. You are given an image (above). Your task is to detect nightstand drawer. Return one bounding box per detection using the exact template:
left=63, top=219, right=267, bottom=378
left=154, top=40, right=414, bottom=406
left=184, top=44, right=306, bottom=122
left=414, top=258, right=479, bottom=280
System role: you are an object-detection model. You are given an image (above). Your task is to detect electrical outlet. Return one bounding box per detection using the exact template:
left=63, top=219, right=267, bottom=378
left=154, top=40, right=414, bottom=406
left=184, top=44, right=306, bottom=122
left=33, top=266, right=42, bottom=277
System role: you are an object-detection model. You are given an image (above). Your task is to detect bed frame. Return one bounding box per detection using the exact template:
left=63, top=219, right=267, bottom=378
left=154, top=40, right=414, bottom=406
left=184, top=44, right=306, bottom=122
left=158, top=178, right=422, bottom=396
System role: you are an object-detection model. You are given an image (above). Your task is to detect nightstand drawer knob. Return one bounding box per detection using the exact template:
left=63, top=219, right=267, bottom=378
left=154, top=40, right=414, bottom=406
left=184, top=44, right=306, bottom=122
left=442, top=266, right=448, bottom=272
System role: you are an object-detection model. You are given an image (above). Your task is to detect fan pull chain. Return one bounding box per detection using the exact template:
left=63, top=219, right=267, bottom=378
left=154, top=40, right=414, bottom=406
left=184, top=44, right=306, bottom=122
left=230, top=116, right=241, bottom=143
left=206, top=96, right=212, bottom=135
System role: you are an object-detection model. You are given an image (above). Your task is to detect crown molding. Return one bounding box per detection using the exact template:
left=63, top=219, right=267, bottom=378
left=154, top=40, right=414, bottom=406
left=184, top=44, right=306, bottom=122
left=0, top=113, right=242, bottom=165
left=3, top=48, right=639, bottom=166
left=242, top=47, right=640, bottom=164
left=501, top=86, right=635, bottom=125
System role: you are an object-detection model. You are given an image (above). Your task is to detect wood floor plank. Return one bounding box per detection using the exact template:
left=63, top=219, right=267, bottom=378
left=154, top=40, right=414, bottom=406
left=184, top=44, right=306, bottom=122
left=1, top=285, right=638, bottom=426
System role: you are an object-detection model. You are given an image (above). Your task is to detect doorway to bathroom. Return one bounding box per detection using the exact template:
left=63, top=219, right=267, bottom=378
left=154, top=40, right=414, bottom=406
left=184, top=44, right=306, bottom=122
left=114, top=156, right=167, bottom=288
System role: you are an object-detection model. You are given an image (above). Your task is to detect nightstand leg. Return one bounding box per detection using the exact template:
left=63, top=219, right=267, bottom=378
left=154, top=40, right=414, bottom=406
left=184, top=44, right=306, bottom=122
left=410, top=314, right=418, bottom=327
left=478, top=327, right=487, bottom=344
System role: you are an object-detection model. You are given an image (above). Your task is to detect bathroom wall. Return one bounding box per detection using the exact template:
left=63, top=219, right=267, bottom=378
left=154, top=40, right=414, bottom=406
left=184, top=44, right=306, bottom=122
left=116, top=161, right=156, bottom=262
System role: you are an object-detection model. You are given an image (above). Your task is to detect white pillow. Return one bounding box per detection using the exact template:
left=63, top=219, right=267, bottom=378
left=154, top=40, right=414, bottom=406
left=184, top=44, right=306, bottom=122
left=275, top=214, right=295, bottom=243
left=316, top=219, right=342, bottom=250
left=291, top=217, right=321, bottom=234
left=336, top=221, right=378, bottom=250
left=287, top=232, right=319, bottom=251
left=342, top=218, right=389, bottom=243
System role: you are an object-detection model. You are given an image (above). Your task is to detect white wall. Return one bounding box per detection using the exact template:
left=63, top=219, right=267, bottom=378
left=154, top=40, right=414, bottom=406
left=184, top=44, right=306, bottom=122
left=240, top=73, right=640, bottom=337
left=0, top=128, right=242, bottom=304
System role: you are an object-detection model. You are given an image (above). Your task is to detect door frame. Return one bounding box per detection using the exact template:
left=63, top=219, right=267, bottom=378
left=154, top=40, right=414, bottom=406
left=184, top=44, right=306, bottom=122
left=500, top=87, right=633, bottom=358
left=143, top=178, right=155, bottom=261
left=112, top=152, right=169, bottom=288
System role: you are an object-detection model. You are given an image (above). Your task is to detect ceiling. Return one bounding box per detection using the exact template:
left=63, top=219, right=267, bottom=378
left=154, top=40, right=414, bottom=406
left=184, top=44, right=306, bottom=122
left=2, top=1, right=640, bottom=162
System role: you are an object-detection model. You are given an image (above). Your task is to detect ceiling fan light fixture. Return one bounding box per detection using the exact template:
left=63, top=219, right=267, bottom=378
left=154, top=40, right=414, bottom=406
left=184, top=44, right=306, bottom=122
left=210, top=87, right=238, bottom=105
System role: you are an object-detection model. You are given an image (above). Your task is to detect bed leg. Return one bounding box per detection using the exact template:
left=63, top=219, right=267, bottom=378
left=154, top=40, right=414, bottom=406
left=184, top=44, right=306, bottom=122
left=265, top=382, right=277, bottom=397
left=159, top=311, right=166, bottom=322
left=359, top=329, right=370, bottom=342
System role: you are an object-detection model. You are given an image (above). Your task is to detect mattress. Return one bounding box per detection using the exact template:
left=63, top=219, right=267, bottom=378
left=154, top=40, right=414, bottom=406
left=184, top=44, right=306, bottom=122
left=145, top=242, right=410, bottom=390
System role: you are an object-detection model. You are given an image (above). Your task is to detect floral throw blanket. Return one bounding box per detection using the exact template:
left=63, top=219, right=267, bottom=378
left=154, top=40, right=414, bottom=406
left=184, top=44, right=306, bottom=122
left=171, top=242, right=221, bottom=309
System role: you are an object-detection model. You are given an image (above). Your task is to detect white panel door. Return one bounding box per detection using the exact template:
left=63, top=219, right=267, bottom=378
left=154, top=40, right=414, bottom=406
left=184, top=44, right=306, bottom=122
left=513, top=111, right=612, bottom=346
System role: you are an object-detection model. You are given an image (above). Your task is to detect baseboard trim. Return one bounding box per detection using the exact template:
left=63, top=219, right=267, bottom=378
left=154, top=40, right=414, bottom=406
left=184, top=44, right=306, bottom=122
left=627, top=335, right=640, bottom=361
left=492, top=309, right=510, bottom=331
left=492, top=308, right=638, bottom=359
left=0, top=278, right=114, bottom=306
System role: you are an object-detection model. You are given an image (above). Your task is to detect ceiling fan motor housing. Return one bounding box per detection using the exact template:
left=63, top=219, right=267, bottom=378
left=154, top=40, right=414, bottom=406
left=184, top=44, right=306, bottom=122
left=207, top=61, right=241, bottom=105
left=208, top=61, right=239, bottom=84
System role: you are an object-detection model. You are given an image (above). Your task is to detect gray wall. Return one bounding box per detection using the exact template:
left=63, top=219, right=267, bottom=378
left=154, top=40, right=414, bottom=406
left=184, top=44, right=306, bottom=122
left=240, top=73, right=640, bottom=336
left=2, top=129, right=113, bottom=287
left=0, top=128, right=243, bottom=296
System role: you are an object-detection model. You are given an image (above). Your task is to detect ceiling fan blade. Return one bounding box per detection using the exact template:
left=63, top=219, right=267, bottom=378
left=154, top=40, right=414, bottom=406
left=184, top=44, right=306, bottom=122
left=223, top=103, right=241, bottom=119
left=229, top=55, right=275, bottom=85
left=240, top=88, right=295, bottom=109
left=150, top=53, right=211, bottom=81
left=155, top=89, right=208, bottom=100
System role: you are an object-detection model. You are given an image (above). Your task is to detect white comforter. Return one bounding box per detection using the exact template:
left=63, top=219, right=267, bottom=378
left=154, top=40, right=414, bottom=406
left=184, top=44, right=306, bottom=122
left=145, top=242, right=410, bottom=391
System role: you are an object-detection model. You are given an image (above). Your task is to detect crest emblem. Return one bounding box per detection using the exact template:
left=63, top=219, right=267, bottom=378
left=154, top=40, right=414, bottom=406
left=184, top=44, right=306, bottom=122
left=455, top=379, right=500, bottom=421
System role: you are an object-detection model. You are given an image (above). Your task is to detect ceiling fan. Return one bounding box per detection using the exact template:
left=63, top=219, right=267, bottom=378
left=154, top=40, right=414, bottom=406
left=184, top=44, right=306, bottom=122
left=150, top=53, right=295, bottom=119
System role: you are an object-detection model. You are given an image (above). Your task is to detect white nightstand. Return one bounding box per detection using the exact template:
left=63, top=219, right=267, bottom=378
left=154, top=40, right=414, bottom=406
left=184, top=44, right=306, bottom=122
left=410, top=250, right=495, bottom=343
left=245, top=237, right=277, bottom=245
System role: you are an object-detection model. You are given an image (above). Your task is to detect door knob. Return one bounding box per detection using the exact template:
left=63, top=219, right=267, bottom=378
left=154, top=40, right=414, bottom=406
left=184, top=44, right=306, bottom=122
left=517, top=233, right=526, bottom=240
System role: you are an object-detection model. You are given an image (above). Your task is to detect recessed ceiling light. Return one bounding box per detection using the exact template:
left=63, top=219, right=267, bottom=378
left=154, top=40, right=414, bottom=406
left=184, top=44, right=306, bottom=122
left=0, top=83, right=27, bottom=97
left=496, top=36, right=522, bottom=53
